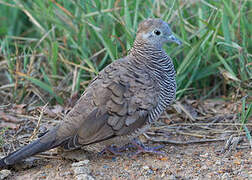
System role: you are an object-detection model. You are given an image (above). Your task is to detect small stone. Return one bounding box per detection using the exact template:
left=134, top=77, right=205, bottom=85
left=38, top=172, right=47, bottom=179
left=142, top=165, right=149, bottom=170
left=161, top=172, right=165, bottom=177
left=221, top=173, right=231, bottom=180
left=71, top=160, right=91, bottom=178
left=167, top=175, right=177, bottom=180
left=200, top=153, right=209, bottom=158
left=201, top=165, right=208, bottom=170
left=72, top=167, right=91, bottom=175
left=76, top=174, right=95, bottom=180
left=103, top=165, right=109, bottom=169
left=160, top=157, right=168, bottom=161
left=0, top=170, right=11, bottom=180
left=72, top=160, right=90, bottom=167
left=147, top=169, right=153, bottom=175
left=215, top=160, right=222, bottom=166
left=59, top=171, right=73, bottom=177
left=240, top=171, right=249, bottom=178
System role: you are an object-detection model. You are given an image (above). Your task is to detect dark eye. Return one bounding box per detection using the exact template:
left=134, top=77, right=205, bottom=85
left=154, top=29, right=161, bottom=36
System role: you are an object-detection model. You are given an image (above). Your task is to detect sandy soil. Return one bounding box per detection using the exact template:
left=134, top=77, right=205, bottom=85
left=1, top=99, right=251, bottom=179
left=1, top=141, right=251, bottom=180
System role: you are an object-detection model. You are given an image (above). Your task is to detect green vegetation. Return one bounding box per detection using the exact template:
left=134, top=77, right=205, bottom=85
left=0, top=0, right=251, bottom=104
left=0, top=127, right=8, bottom=146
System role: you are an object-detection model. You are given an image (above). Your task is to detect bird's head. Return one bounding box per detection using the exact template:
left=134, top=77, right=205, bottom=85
left=135, top=18, right=181, bottom=49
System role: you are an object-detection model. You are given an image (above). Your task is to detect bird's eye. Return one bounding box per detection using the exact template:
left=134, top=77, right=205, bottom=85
left=154, top=29, right=161, bottom=36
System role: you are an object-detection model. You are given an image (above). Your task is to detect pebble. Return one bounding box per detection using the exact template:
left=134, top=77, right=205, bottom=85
left=38, top=172, right=47, bottom=179
left=146, top=169, right=153, bottom=175
left=167, top=175, right=177, bottom=180
left=201, top=165, right=208, bottom=170
left=240, top=171, right=249, bottom=178
left=112, top=157, right=117, bottom=162
left=72, top=160, right=90, bottom=167
left=103, top=165, right=109, bottom=169
left=72, top=167, right=91, bottom=175
left=59, top=171, right=73, bottom=177
left=200, top=153, right=209, bottom=158
left=161, top=172, right=165, bottom=177
left=76, top=174, right=95, bottom=180
left=221, top=173, right=231, bottom=180
left=142, top=165, right=149, bottom=170
left=71, top=160, right=92, bottom=180
left=215, top=160, right=222, bottom=166
left=0, top=170, right=11, bottom=180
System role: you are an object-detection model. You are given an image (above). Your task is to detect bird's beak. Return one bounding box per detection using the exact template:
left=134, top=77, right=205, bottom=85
left=168, top=34, right=182, bottom=45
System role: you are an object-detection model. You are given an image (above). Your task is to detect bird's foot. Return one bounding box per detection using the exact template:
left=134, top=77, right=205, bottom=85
left=128, top=138, right=166, bottom=157
left=98, top=139, right=165, bottom=157
left=99, top=144, right=135, bottom=156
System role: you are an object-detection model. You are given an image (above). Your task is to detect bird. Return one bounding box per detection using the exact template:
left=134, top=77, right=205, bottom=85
left=0, top=18, right=181, bottom=169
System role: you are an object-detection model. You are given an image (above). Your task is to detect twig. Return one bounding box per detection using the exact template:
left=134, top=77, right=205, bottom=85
left=221, top=135, right=243, bottom=158
left=144, top=134, right=226, bottom=145
left=29, top=103, right=48, bottom=141
left=175, top=130, right=214, bottom=139
left=34, top=154, right=61, bottom=159
left=174, top=101, right=196, bottom=122
left=168, top=123, right=252, bottom=126
left=13, top=0, right=46, bottom=33
left=35, top=26, right=56, bottom=48
left=0, top=103, right=11, bottom=108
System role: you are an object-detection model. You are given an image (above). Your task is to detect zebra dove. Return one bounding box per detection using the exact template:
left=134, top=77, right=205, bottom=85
left=0, top=18, right=181, bottom=169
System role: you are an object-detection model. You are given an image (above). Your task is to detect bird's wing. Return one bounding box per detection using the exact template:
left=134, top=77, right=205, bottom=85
left=54, top=58, right=160, bottom=149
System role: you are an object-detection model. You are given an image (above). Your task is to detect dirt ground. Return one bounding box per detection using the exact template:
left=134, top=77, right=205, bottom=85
left=0, top=99, right=251, bottom=179
left=1, top=141, right=251, bottom=180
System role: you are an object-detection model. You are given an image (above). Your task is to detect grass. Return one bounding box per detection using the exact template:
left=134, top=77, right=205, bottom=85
left=240, top=96, right=252, bottom=147
left=0, top=0, right=251, bottom=155
left=0, top=127, right=8, bottom=147
left=0, top=1, right=251, bottom=108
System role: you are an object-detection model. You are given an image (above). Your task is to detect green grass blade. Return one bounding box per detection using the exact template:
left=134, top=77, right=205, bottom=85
left=17, top=72, right=63, bottom=104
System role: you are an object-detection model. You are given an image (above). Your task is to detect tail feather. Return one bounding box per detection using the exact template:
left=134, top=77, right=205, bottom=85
left=0, top=136, right=57, bottom=169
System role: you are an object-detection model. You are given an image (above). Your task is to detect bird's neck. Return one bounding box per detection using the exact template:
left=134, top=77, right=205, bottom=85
left=129, top=39, right=163, bottom=62
left=129, top=39, right=177, bottom=123
left=129, top=40, right=176, bottom=81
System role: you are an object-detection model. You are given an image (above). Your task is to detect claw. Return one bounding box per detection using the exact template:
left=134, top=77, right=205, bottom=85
left=99, top=144, right=135, bottom=156
left=128, top=138, right=166, bottom=157
left=99, top=139, right=166, bottom=157
left=99, top=145, right=123, bottom=156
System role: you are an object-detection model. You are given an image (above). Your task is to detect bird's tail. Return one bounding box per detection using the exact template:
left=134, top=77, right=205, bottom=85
left=0, top=130, right=59, bottom=169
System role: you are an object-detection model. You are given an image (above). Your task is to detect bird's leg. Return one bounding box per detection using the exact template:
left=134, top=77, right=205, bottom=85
left=129, top=138, right=166, bottom=157
left=99, top=139, right=166, bottom=157
left=99, top=145, right=122, bottom=156
left=99, top=144, right=135, bottom=156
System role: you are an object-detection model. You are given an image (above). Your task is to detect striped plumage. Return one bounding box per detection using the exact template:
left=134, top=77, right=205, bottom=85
left=0, top=18, right=181, bottom=169
left=130, top=39, right=177, bottom=123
